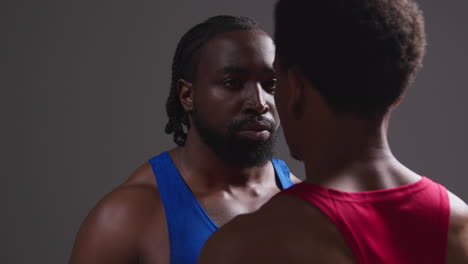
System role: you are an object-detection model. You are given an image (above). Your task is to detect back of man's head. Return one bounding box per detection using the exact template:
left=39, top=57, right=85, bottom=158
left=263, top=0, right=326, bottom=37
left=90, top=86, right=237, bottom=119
left=274, top=0, right=426, bottom=118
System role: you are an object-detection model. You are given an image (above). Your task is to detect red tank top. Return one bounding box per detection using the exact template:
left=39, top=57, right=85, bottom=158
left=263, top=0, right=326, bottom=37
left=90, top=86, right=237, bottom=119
left=281, top=177, right=450, bottom=264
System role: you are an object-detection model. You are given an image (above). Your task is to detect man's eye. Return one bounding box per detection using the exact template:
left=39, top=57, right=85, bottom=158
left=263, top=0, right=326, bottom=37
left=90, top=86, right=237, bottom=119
left=223, top=79, right=242, bottom=89
left=262, top=79, right=277, bottom=92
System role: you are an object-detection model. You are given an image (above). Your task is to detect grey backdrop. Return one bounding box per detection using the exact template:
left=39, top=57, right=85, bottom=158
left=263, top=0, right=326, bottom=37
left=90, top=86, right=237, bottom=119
left=4, top=0, right=467, bottom=263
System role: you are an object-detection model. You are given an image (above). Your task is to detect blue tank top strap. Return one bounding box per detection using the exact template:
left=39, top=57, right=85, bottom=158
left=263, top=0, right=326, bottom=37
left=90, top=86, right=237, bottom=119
left=272, top=158, right=294, bottom=189
left=149, top=151, right=217, bottom=264
left=148, top=152, right=294, bottom=264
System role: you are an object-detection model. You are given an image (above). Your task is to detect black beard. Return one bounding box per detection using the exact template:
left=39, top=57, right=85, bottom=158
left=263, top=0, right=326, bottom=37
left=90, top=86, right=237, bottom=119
left=190, top=109, right=277, bottom=168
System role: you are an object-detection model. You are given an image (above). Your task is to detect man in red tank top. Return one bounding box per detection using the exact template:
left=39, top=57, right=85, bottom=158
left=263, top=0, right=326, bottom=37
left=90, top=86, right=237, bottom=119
left=199, top=0, right=468, bottom=263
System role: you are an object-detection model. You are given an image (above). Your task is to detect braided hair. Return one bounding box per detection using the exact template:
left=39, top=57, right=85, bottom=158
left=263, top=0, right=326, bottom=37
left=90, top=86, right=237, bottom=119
left=165, top=15, right=262, bottom=146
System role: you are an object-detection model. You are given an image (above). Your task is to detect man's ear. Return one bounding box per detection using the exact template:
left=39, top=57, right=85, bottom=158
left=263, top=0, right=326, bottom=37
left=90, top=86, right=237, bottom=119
left=177, top=79, right=194, bottom=112
left=286, top=66, right=306, bottom=120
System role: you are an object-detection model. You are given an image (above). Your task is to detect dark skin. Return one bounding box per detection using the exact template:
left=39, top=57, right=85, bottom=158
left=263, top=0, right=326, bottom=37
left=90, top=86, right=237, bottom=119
left=68, top=30, right=300, bottom=264
left=199, top=60, right=468, bottom=263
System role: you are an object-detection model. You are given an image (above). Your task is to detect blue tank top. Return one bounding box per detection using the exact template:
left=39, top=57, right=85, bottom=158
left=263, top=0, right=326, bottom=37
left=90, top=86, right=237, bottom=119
left=149, top=151, right=294, bottom=264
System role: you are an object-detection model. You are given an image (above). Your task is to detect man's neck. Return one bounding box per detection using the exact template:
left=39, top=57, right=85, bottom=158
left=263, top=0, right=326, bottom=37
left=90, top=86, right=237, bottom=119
left=302, top=116, right=420, bottom=192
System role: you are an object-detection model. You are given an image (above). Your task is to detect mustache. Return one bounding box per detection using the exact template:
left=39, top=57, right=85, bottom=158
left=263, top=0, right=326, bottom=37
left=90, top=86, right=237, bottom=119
left=230, top=115, right=277, bottom=132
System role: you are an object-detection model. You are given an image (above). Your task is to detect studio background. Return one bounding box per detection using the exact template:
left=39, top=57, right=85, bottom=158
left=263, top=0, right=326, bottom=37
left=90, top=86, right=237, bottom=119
left=4, top=0, right=467, bottom=263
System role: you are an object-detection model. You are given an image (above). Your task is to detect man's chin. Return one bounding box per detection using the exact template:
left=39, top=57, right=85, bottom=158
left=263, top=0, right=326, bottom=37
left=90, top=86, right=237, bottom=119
left=219, top=137, right=276, bottom=168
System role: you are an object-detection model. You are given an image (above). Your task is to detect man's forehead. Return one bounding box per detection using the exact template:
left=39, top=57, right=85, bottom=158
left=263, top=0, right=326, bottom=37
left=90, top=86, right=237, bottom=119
left=198, top=30, right=275, bottom=73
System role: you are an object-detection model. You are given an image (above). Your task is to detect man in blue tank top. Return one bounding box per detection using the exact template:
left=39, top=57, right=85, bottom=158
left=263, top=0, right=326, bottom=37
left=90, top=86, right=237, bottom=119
left=69, top=15, right=299, bottom=264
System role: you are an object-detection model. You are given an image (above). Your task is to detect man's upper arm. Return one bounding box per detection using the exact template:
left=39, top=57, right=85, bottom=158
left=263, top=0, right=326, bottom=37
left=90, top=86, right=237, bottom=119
left=69, top=185, right=162, bottom=264
left=447, top=191, right=468, bottom=264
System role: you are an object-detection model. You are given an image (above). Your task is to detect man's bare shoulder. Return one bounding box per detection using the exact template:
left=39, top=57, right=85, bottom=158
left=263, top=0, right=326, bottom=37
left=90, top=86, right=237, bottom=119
left=447, top=191, right=468, bottom=264
left=85, top=162, right=163, bottom=231
left=123, top=161, right=159, bottom=187
left=199, top=194, right=355, bottom=264
left=69, top=162, right=166, bottom=264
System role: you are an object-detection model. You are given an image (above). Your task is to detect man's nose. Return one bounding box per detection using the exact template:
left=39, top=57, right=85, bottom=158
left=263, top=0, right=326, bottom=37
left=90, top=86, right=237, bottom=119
left=243, top=82, right=269, bottom=115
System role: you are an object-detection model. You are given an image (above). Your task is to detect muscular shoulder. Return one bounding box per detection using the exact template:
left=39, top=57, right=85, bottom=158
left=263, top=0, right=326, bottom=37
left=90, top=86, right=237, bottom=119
left=92, top=179, right=163, bottom=230
left=69, top=162, right=166, bottom=263
left=93, top=162, right=163, bottom=230
left=447, top=191, right=468, bottom=263
left=199, top=195, right=354, bottom=264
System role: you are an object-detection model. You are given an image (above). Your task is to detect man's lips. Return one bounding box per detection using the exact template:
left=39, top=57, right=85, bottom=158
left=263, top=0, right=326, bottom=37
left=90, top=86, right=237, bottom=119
left=237, top=130, right=271, bottom=140
left=237, top=121, right=272, bottom=140
left=238, top=121, right=272, bottom=132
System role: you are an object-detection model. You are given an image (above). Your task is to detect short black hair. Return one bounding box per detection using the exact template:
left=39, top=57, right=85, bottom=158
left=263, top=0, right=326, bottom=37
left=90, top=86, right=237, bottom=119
left=165, top=15, right=262, bottom=146
left=274, top=0, right=426, bottom=117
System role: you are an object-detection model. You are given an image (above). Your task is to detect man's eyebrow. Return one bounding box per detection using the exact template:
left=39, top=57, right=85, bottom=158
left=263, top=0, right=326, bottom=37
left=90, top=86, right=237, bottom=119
left=216, top=66, right=275, bottom=74
left=216, top=66, right=249, bottom=74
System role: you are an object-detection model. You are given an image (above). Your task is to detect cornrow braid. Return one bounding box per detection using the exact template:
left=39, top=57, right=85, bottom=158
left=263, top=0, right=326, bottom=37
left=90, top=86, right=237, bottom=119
left=165, top=15, right=262, bottom=146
